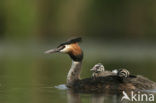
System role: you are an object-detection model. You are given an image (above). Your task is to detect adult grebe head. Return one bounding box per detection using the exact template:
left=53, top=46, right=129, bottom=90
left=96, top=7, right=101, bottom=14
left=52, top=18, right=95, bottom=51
left=45, top=37, right=83, bottom=61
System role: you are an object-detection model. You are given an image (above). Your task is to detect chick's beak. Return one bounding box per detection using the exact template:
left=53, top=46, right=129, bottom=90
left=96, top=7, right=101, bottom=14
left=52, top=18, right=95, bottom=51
left=90, top=67, right=96, bottom=72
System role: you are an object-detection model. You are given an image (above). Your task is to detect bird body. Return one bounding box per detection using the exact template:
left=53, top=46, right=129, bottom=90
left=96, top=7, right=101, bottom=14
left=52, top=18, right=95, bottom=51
left=92, top=71, right=116, bottom=79
left=90, top=63, right=131, bottom=79
left=45, top=37, right=156, bottom=93
left=90, top=63, right=116, bottom=79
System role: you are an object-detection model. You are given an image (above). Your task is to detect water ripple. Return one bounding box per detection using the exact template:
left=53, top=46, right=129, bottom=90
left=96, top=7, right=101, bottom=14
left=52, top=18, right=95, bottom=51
left=54, top=84, right=68, bottom=90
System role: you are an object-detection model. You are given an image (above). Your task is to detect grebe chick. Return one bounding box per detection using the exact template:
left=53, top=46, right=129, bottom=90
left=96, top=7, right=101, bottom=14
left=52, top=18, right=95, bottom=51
left=90, top=63, right=116, bottom=79
left=117, top=69, right=130, bottom=78
left=45, top=37, right=156, bottom=93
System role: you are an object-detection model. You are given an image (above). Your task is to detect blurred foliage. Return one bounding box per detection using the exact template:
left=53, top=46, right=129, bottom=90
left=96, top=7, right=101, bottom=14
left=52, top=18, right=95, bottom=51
left=0, top=0, right=156, bottom=41
left=0, top=1, right=156, bottom=103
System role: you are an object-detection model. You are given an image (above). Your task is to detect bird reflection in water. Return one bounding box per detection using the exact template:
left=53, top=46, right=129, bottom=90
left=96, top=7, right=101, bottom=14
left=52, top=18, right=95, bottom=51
left=66, top=89, right=122, bottom=103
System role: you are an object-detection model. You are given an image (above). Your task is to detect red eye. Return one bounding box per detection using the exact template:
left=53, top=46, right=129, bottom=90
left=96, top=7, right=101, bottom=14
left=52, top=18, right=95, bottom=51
left=62, top=45, right=65, bottom=49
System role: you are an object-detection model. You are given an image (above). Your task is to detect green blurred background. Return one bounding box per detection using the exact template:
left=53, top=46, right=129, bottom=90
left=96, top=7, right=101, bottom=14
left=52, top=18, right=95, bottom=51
left=1, top=0, right=156, bottom=41
left=0, top=0, right=156, bottom=103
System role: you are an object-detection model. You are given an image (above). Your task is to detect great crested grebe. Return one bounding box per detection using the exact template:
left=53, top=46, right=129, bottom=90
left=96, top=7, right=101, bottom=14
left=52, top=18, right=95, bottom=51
left=90, top=64, right=132, bottom=79
left=117, top=69, right=130, bottom=78
left=90, top=63, right=116, bottom=79
left=45, top=37, right=156, bottom=93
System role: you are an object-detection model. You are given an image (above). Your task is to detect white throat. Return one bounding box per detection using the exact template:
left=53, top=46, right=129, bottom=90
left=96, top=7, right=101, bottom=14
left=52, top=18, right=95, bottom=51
left=67, top=61, right=82, bottom=87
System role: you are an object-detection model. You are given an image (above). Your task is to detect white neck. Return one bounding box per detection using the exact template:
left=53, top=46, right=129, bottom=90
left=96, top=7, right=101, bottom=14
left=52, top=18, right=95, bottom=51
left=67, top=60, right=82, bottom=87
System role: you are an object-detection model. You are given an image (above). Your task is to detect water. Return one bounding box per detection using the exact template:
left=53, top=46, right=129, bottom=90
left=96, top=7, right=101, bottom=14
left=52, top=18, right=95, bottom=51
left=0, top=41, right=156, bottom=103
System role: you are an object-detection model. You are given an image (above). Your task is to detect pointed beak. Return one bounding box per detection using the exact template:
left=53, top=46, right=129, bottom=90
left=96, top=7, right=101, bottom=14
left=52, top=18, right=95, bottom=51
left=44, top=48, right=59, bottom=54
left=90, top=67, right=96, bottom=72
left=44, top=46, right=65, bottom=54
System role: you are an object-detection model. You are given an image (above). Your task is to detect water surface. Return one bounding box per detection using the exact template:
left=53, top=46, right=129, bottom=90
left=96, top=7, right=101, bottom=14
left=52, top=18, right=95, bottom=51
left=0, top=41, right=156, bottom=103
